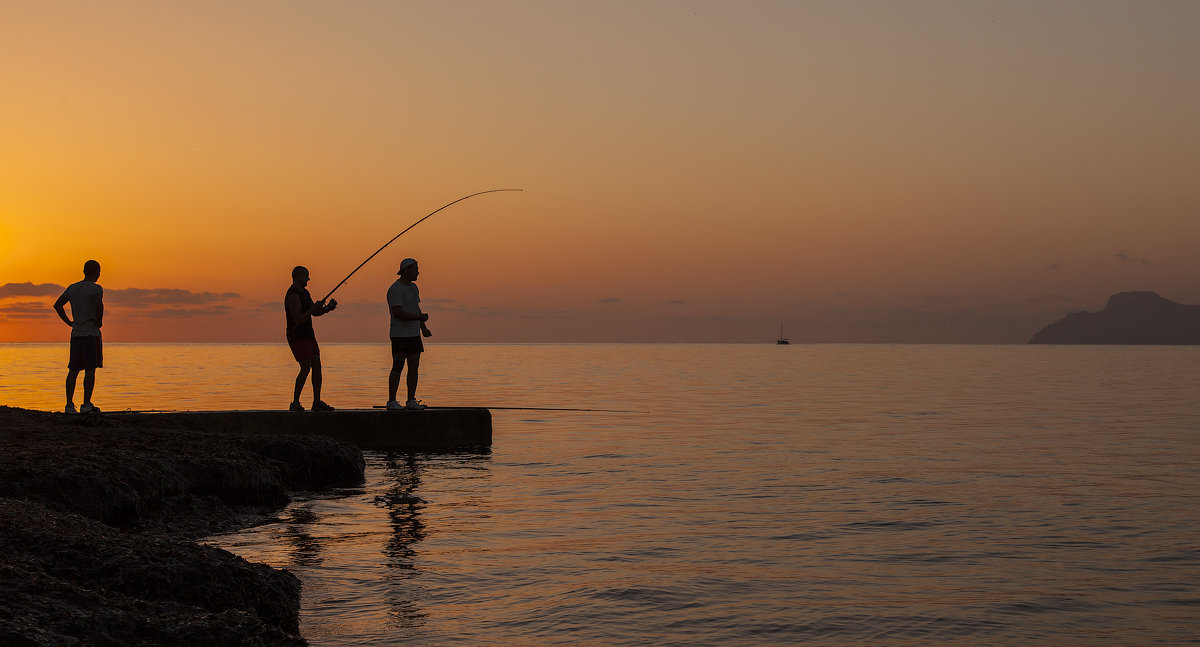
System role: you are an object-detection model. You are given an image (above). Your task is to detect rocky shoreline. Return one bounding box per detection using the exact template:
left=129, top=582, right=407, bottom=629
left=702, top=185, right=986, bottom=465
left=0, top=405, right=365, bottom=646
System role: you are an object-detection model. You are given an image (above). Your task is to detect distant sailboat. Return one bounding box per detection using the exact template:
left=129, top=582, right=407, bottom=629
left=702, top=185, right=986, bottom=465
left=776, top=325, right=790, bottom=345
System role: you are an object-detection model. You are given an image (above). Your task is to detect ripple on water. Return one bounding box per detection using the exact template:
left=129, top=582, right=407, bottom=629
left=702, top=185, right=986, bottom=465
left=186, top=343, right=1200, bottom=646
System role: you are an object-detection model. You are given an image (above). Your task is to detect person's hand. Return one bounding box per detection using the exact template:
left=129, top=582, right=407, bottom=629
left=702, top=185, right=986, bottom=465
left=420, top=313, right=429, bottom=322
left=422, top=327, right=432, bottom=338
left=327, top=299, right=338, bottom=311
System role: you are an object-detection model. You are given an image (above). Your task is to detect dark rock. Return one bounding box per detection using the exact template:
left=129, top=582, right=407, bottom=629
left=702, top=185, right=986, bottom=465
left=0, top=406, right=364, bottom=533
left=0, top=405, right=367, bottom=645
left=1029, top=291, right=1200, bottom=344
left=235, top=434, right=365, bottom=492
left=0, top=500, right=306, bottom=645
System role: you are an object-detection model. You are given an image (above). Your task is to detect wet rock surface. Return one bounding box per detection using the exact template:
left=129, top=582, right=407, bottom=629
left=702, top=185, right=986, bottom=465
left=0, top=406, right=366, bottom=646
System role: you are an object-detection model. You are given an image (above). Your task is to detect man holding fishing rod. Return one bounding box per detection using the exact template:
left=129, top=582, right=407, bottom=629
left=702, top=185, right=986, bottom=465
left=285, top=265, right=337, bottom=411
left=386, top=257, right=432, bottom=410
left=309, top=190, right=519, bottom=411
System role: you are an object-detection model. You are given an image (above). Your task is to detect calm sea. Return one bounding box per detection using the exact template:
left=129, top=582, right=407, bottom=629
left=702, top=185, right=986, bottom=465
left=2, top=343, right=1198, bottom=645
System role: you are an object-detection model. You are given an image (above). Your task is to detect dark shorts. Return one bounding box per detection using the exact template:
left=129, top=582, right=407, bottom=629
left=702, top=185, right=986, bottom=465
left=391, top=336, right=424, bottom=357
left=288, top=336, right=320, bottom=363
left=68, top=335, right=103, bottom=371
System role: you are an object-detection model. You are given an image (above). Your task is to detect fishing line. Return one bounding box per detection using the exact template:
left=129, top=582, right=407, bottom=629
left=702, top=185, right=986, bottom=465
left=371, top=405, right=646, bottom=413
left=526, top=190, right=789, bottom=242
left=321, top=188, right=523, bottom=302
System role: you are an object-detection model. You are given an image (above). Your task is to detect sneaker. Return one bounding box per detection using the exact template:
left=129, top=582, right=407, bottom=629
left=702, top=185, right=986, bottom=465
left=385, top=400, right=405, bottom=411
left=405, top=399, right=427, bottom=410
left=80, top=403, right=101, bottom=414
left=289, top=401, right=305, bottom=412
left=64, top=403, right=77, bottom=414
left=312, top=400, right=335, bottom=411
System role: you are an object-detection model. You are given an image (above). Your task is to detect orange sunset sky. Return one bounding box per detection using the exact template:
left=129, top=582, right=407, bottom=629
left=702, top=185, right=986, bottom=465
left=3, top=1, right=1198, bottom=343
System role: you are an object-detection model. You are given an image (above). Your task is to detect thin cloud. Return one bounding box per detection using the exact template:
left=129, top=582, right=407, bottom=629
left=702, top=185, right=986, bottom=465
left=1114, top=251, right=1151, bottom=265
left=0, top=300, right=57, bottom=318
left=1027, top=294, right=1070, bottom=305
left=251, top=300, right=387, bottom=318
left=0, top=283, right=243, bottom=306
left=465, top=305, right=584, bottom=320
left=109, top=288, right=241, bottom=308
left=357, top=299, right=585, bottom=320
left=597, top=297, right=622, bottom=304
left=0, top=282, right=64, bottom=298
left=310, top=301, right=382, bottom=318
left=656, top=313, right=760, bottom=323
left=142, top=305, right=236, bottom=318
left=0, top=284, right=244, bottom=320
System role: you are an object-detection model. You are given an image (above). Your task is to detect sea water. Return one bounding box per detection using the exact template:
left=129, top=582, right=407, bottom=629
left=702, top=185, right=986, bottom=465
left=1, top=343, right=1198, bottom=645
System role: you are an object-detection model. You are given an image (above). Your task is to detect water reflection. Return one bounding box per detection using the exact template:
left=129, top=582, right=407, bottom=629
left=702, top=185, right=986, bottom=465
left=281, top=503, right=324, bottom=567
left=378, top=455, right=428, bottom=561
left=363, top=449, right=494, bottom=634
left=194, top=344, right=1200, bottom=646
left=376, top=454, right=429, bottom=629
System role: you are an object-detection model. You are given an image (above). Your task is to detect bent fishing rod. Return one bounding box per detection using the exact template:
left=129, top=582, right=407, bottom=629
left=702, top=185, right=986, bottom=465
left=321, top=188, right=523, bottom=302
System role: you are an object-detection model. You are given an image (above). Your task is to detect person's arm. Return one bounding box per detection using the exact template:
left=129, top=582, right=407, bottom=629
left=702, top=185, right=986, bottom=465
left=302, top=300, right=325, bottom=317
left=390, top=288, right=428, bottom=334
left=390, top=305, right=427, bottom=322
left=53, top=291, right=73, bottom=327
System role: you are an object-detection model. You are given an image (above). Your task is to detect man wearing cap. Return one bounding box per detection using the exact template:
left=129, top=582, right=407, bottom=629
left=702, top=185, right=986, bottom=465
left=386, top=258, right=431, bottom=410
left=285, top=265, right=337, bottom=411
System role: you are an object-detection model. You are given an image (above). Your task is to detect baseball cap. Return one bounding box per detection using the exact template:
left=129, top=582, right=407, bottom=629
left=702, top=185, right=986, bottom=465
left=397, top=258, right=418, bottom=274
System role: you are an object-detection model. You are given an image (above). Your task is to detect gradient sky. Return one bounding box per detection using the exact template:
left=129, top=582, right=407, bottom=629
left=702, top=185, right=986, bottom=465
left=3, top=1, right=1198, bottom=342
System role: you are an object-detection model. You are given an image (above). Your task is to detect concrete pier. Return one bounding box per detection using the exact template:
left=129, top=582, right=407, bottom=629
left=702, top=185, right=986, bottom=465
left=110, top=408, right=492, bottom=453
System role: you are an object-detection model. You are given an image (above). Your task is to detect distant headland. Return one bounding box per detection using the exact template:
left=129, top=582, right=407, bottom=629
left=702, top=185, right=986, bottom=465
left=1029, top=291, right=1200, bottom=345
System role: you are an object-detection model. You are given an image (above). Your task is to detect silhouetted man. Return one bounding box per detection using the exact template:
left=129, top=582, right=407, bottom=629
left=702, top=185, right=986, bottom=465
left=53, top=260, right=104, bottom=414
left=285, top=266, right=337, bottom=411
left=386, top=258, right=431, bottom=410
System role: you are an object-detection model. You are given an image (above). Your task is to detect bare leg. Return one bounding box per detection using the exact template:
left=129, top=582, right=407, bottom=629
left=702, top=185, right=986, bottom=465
left=66, top=369, right=80, bottom=405
left=406, top=352, right=421, bottom=401
left=294, top=360, right=312, bottom=403
left=82, top=368, right=96, bottom=405
left=311, top=356, right=323, bottom=404
left=389, top=367, right=401, bottom=401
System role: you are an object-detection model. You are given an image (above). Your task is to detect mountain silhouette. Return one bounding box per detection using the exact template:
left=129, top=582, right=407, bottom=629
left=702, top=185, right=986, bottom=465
left=1029, top=291, right=1200, bottom=344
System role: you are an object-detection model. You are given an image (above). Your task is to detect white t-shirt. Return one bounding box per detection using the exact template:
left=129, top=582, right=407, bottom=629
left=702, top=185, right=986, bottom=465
left=63, top=280, right=103, bottom=337
left=386, top=279, right=421, bottom=338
